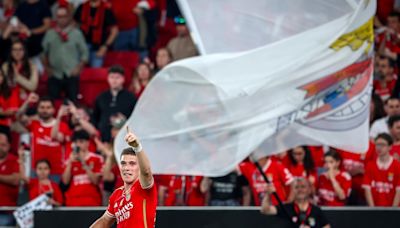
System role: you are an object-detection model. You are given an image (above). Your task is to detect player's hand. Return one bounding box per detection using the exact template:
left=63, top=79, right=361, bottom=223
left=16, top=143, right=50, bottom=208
left=265, top=183, right=276, bottom=194
left=124, top=126, right=140, bottom=147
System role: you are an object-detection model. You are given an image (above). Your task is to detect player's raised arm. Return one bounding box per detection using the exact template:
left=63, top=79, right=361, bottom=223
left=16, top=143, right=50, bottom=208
left=124, top=126, right=154, bottom=189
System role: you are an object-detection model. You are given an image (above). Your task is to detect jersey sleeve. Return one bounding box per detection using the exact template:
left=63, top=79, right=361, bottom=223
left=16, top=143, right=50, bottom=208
left=277, top=163, right=294, bottom=186
left=93, top=156, right=104, bottom=174
left=106, top=193, right=116, bottom=218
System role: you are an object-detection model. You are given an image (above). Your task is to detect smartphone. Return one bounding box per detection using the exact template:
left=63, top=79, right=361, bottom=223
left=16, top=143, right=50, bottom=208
left=10, top=16, right=18, bottom=27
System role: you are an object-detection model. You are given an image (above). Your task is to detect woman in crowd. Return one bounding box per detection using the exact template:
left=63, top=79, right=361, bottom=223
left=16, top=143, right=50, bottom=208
left=129, top=62, right=153, bottom=98
left=2, top=39, right=38, bottom=101
left=317, top=150, right=352, bottom=206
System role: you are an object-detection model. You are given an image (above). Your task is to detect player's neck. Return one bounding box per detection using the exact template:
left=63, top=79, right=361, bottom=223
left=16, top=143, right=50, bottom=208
left=378, top=153, right=391, bottom=163
left=295, top=199, right=309, bottom=211
left=124, top=182, right=134, bottom=191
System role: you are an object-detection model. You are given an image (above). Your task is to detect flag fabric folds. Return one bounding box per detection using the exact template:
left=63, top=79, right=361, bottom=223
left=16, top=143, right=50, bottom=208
left=114, top=0, right=376, bottom=177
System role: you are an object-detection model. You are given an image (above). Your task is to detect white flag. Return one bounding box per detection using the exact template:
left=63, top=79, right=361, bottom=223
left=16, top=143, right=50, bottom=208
left=114, top=0, right=376, bottom=176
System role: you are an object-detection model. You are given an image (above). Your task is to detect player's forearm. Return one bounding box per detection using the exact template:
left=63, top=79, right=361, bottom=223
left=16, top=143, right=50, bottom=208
left=62, top=163, right=72, bottom=184
left=392, top=190, right=400, bottom=206
left=136, top=150, right=153, bottom=187
left=364, top=188, right=374, bottom=207
left=242, top=186, right=251, bottom=206
left=331, top=179, right=346, bottom=200
left=0, top=173, right=20, bottom=186
left=260, top=194, right=277, bottom=215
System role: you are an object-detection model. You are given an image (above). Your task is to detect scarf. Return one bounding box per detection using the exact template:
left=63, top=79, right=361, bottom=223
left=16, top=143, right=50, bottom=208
left=80, top=1, right=107, bottom=45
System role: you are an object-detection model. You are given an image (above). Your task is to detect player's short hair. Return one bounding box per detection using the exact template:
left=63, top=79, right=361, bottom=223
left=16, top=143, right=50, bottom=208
left=375, top=133, right=393, bottom=146
left=35, top=159, right=51, bottom=169
left=108, top=65, right=125, bottom=76
left=120, top=147, right=136, bottom=159
left=324, top=149, right=341, bottom=162
left=384, top=96, right=399, bottom=105
left=72, top=130, right=90, bottom=142
left=38, top=96, right=55, bottom=107
left=388, top=115, right=400, bottom=128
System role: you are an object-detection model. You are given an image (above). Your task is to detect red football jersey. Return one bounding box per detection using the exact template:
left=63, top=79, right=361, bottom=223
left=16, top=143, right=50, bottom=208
left=64, top=153, right=103, bottom=206
left=285, top=163, right=317, bottom=188
left=106, top=180, right=157, bottom=228
left=0, top=154, right=19, bottom=206
left=239, top=160, right=294, bottom=206
left=164, top=175, right=205, bottom=206
left=317, top=171, right=352, bottom=206
left=28, top=179, right=63, bottom=204
left=308, top=146, right=324, bottom=168
left=28, top=119, right=71, bottom=174
left=336, top=143, right=375, bottom=195
left=363, top=157, right=400, bottom=206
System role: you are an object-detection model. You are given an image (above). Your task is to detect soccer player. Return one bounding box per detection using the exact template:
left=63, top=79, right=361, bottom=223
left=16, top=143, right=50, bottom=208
left=363, top=133, right=400, bottom=207
left=90, top=126, right=157, bottom=227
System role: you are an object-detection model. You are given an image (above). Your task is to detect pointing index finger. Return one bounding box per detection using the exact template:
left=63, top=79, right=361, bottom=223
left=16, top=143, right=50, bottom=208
left=126, top=125, right=131, bottom=134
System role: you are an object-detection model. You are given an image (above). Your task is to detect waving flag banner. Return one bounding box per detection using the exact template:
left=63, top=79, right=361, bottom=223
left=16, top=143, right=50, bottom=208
left=115, top=0, right=376, bottom=176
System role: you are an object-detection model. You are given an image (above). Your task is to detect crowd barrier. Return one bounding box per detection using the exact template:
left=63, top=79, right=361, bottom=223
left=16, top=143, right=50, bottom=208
left=30, top=206, right=400, bottom=228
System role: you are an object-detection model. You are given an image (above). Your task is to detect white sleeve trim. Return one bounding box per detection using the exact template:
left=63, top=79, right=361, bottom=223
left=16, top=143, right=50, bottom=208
left=105, top=210, right=115, bottom=218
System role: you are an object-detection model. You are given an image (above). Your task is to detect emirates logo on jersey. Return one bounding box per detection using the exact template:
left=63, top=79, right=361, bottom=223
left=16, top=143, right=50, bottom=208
left=115, top=202, right=134, bottom=224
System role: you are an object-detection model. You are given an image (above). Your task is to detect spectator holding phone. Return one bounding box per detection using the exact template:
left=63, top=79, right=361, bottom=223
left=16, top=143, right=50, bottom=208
left=62, top=130, right=103, bottom=206
left=18, top=150, right=63, bottom=206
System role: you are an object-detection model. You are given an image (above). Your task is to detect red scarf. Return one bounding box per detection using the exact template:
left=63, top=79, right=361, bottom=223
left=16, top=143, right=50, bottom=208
left=53, top=26, right=69, bottom=42
left=80, top=1, right=107, bottom=45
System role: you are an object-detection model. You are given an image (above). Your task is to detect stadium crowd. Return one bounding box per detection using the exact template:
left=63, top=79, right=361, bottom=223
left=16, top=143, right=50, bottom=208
left=0, top=0, right=399, bottom=225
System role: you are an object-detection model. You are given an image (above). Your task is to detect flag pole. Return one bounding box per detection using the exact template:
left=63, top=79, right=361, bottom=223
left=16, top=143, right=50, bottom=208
left=253, top=158, right=295, bottom=227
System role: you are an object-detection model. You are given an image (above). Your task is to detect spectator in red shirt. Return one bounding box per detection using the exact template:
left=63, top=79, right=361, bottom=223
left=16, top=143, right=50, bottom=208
left=110, top=0, right=154, bottom=51
left=285, top=146, right=317, bottom=190
left=335, top=141, right=376, bottom=206
left=373, top=56, right=397, bottom=101
left=377, top=12, right=400, bottom=62
left=129, top=62, right=153, bottom=98
left=363, top=133, right=400, bottom=207
left=159, top=175, right=205, bottom=206
left=18, top=96, right=71, bottom=179
left=19, top=156, right=63, bottom=206
left=62, top=130, right=103, bottom=206
left=0, top=133, right=19, bottom=226
left=317, top=150, right=352, bottom=206
left=239, top=156, right=295, bottom=206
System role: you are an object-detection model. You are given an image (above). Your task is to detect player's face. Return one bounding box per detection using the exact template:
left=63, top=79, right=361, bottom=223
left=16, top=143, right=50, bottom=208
left=107, top=73, right=125, bottom=90
left=385, top=99, right=400, bottom=117
left=36, top=162, right=50, bottom=180
left=120, top=154, right=139, bottom=184
left=375, top=138, right=391, bottom=157
left=37, top=101, right=55, bottom=120
left=390, top=121, right=400, bottom=140
left=292, top=147, right=305, bottom=163
left=294, top=179, right=311, bottom=201
left=75, top=139, right=89, bottom=152
left=323, top=156, right=339, bottom=170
